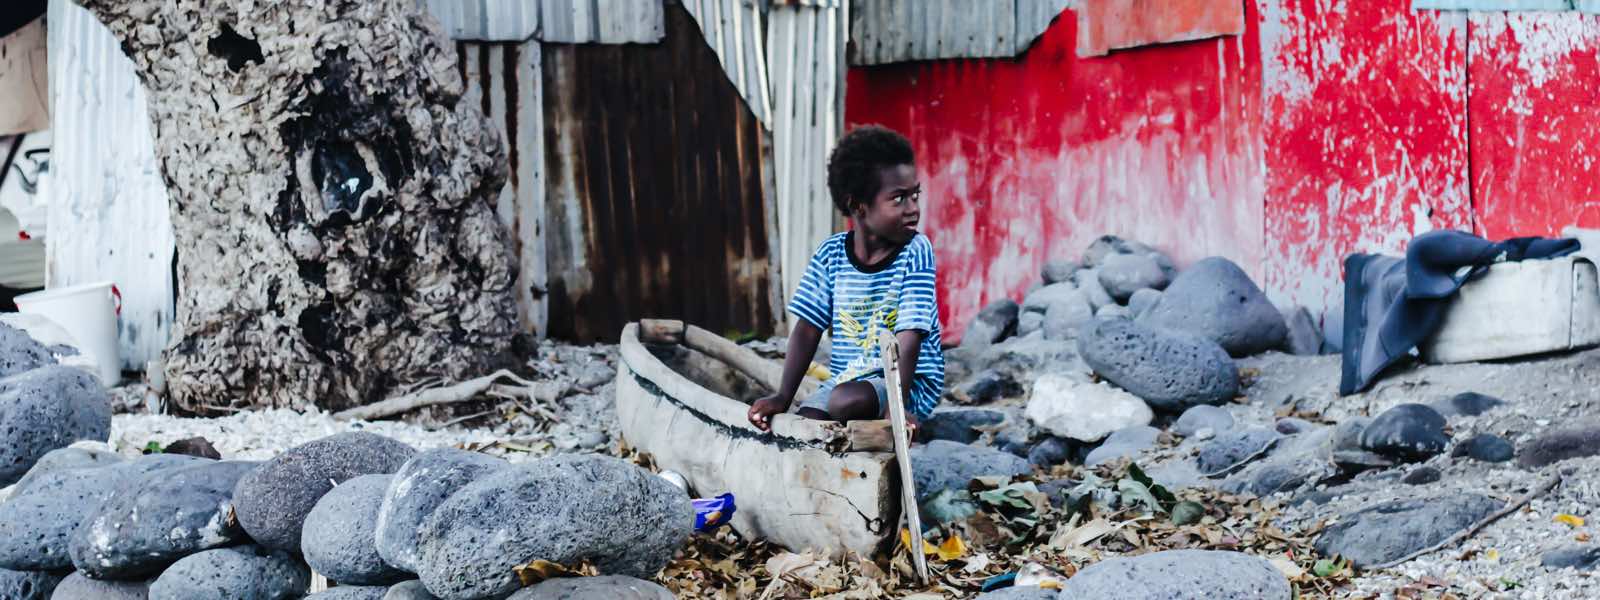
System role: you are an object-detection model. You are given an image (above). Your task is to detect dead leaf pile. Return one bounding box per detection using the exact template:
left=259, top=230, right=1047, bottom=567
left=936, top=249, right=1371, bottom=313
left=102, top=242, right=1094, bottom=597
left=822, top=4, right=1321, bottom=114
left=639, top=461, right=1352, bottom=598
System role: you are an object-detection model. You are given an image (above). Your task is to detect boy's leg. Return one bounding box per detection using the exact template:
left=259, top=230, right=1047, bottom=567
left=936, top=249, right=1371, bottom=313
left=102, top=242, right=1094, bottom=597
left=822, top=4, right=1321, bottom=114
left=825, top=380, right=887, bottom=421
left=794, top=386, right=834, bottom=421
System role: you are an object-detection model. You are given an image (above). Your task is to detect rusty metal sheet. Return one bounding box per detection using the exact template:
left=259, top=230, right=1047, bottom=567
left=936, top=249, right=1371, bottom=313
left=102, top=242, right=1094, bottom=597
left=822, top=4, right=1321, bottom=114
left=542, top=5, right=776, bottom=342
left=849, top=0, right=1068, bottom=65
left=1074, top=0, right=1245, bottom=57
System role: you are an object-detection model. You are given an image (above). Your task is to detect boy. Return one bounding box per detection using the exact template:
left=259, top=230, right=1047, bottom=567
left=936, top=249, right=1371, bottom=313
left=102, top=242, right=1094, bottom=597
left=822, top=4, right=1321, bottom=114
left=747, top=125, right=944, bottom=433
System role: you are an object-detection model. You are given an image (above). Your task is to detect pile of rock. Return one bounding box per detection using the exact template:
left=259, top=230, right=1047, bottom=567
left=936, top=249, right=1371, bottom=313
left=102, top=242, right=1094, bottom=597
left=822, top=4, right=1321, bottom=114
left=935, top=235, right=1324, bottom=480
left=0, top=430, right=692, bottom=600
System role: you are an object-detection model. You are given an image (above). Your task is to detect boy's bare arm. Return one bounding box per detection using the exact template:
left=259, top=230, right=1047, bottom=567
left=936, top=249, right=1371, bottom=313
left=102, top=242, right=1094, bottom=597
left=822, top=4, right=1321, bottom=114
left=747, top=320, right=824, bottom=431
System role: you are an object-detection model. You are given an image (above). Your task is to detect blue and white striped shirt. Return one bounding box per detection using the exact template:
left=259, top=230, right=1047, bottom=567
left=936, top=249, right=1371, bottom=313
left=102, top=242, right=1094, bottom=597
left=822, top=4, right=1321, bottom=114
left=788, top=231, right=945, bottom=418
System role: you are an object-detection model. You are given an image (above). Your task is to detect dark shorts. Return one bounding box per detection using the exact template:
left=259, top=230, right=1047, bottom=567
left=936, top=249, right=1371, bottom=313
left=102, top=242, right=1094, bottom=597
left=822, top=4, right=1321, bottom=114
left=796, top=376, right=889, bottom=418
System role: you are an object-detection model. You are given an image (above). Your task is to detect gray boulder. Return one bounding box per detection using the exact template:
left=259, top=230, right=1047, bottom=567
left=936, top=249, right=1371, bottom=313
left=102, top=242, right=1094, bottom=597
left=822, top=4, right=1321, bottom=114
left=1451, top=433, right=1514, bottom=463
left=1244, top=465, right=1308, bottom=497
left=147, top=546, right=310, bottom=600
left=1027, top=437, right=1074, bottom=468
left=1199, top=428, right=1280, bottom=475
left=51, top=572, right=151, bottom=600
left=1016, top=311, right=1044, bottom=337
left=0, top=568, right=63, bottom=600
left=975, top=586, right=1055, bottom=599
left=376, top=449, right=508, bottom=574
left=1542, top=545, right=1600, bottom=571
left=1281, top=306, right=1323, bottom=356
left=949, top=369, right=1024, bottom=406
left=1517, top=423, right=1600, bottom=468
left=70, top=459, right=259, bottom=579
left=1041, top=291, right=1094, bottom=341
left=10, top=446, right=122, bottom=495
left=1274, top=418, right=1314, bottom=435
left=415, top=455, right=692, bottom=600
left=1021, top=283, right=1081, bottom=316
left=233, top=432, right=417, bottom=553
left=507, top=575, right=674, bottom=600
left=1401, top=466, right=1442, bottom=485
left=1139, top=257, right=1288, bottom=357
left=1359, top=404, right=1449, bottom=461
left=921, top=408, right=1007, bottom=445
left=1434, top=392, right=1503, bottom=418
left=307, top=587, right=391, bottom=600
left=1072, top=269, right=1114, bottom=311
left=1128, top=288, right=1162, bottom=319
left=383, top=580, right=441, bottom=600
left=0, top=454, right=205, bottom=571
left=0, top=322, right=55, bottom=378
left=1084, top=425, right=1161, bottom=467
left=1082, top=235, right=1152, bottom=268
left=911, top=440, right=1032, bottom=503
left=964, top=300, right=1020, bottom=347
left=1174, top=405, right=1236, bottom=437
left=1094, top=304, right=1131, bottom=320
left=0, top=365, right=114, bottom=486
left=1314, top=494, right=1501, bottom=568
left=304, top=475, right=409, bottom=586
left=1077, top=318, right=1239, bottom=412
left=1041, top=259, right=1081, bottom=285
left=1057, top=549, right=1289, bottom=599
left=1098, top=253, right=1168, bottom=302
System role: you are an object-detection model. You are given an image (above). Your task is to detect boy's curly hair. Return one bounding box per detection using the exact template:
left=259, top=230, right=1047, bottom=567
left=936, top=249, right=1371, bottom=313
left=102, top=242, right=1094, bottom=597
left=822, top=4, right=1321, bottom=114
left=826, top=125, right=914, bottom=217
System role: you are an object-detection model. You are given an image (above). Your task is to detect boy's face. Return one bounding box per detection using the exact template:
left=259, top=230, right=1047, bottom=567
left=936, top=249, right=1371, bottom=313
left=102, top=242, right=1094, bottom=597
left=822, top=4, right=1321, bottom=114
left=854, top=164, right=921, bottom=244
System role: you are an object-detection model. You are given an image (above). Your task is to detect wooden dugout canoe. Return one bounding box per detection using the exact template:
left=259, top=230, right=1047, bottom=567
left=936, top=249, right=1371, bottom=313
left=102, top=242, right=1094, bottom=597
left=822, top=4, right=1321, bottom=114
left=614, top=320, right=899, bottom=557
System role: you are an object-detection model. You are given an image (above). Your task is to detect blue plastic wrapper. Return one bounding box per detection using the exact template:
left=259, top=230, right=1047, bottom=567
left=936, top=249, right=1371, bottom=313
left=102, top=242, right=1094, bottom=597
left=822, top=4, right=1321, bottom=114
left=693, top=493, right=736, bottom=532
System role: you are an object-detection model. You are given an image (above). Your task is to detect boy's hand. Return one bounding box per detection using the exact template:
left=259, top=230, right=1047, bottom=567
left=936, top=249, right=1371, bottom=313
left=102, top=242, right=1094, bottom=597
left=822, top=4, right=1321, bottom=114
left=905, top=413, right=920, bottom=441
left=748, top=395, right=790, bottom=432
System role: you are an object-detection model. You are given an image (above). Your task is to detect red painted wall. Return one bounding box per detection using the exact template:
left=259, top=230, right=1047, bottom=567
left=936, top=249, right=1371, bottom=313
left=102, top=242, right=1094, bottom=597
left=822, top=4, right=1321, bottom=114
left=1468, top=12, right=1600, bottom=240
left=847, top=2, right=1265, bottom=342
left=847, top=2, right=1600, bottom=344
left=1258, top=1, right=1472, bottom=331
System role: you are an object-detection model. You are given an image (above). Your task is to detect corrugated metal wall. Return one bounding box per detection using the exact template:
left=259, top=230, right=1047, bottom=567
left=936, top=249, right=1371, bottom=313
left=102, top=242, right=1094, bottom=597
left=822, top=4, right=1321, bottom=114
left=455, top=40, right=549, bottom=340
left=849, top=0, right=1070, bottom=65
left=768, top=0, right=848, bottom=315
left=419, top=0, right=665, bottom=43
left=681, top=0, right=774, bottom=127
left=46, top=0, right=175, bottom=371
left=540, top=4, right=779, bottom=341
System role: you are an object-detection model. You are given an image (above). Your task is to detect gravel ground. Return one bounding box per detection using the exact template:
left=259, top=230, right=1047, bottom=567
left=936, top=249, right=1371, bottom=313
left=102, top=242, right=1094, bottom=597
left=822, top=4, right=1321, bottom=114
left=1141, top=349, right=1600, bottom=598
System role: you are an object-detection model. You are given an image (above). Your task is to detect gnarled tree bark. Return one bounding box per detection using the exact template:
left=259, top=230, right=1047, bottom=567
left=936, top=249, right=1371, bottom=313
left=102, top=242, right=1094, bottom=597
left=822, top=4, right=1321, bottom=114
left=78, top=0, right=519, bottom=412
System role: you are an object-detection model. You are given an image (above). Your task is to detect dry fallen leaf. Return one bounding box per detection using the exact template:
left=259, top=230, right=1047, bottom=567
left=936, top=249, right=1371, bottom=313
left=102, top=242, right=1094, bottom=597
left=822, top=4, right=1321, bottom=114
left=1555, top=513, right=1586, bottom=528
left=1270, top=557, right=1308, bottom=582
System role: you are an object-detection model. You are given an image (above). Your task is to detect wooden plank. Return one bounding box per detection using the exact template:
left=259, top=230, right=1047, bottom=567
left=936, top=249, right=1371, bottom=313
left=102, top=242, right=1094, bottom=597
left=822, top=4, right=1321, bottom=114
left=877, top=330, right=927, bottom=583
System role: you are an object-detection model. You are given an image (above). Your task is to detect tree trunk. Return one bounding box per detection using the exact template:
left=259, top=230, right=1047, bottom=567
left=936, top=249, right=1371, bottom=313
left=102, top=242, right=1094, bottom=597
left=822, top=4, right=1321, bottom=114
left=78, top=0, right=520, bottom=412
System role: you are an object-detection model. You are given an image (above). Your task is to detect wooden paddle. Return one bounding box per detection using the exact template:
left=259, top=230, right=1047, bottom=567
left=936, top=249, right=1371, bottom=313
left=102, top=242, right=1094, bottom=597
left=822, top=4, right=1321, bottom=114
left=877, top=330, right=929, bottom=584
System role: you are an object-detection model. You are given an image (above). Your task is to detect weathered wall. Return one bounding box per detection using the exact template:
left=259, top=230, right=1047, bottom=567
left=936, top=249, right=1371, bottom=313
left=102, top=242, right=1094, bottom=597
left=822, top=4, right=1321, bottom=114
left=1467, top=11, right=1600, bottom=240
left=847, top=2, right=1266, bottom=343
left=541, top=5, right=777, bottom=342
left=1259, top=0, right=1473, bottom=334
left=848, top=1, right=1600, bottom=343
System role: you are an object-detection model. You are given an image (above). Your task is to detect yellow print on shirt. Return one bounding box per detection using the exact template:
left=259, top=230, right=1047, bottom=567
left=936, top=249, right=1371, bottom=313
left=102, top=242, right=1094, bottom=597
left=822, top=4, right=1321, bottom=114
left=835, top=293, right=897, bottom=382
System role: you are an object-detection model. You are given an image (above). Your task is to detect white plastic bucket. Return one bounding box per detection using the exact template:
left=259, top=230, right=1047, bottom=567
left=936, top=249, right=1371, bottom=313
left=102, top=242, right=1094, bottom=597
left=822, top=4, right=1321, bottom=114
left=14, top=281, right=122, bottom=384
